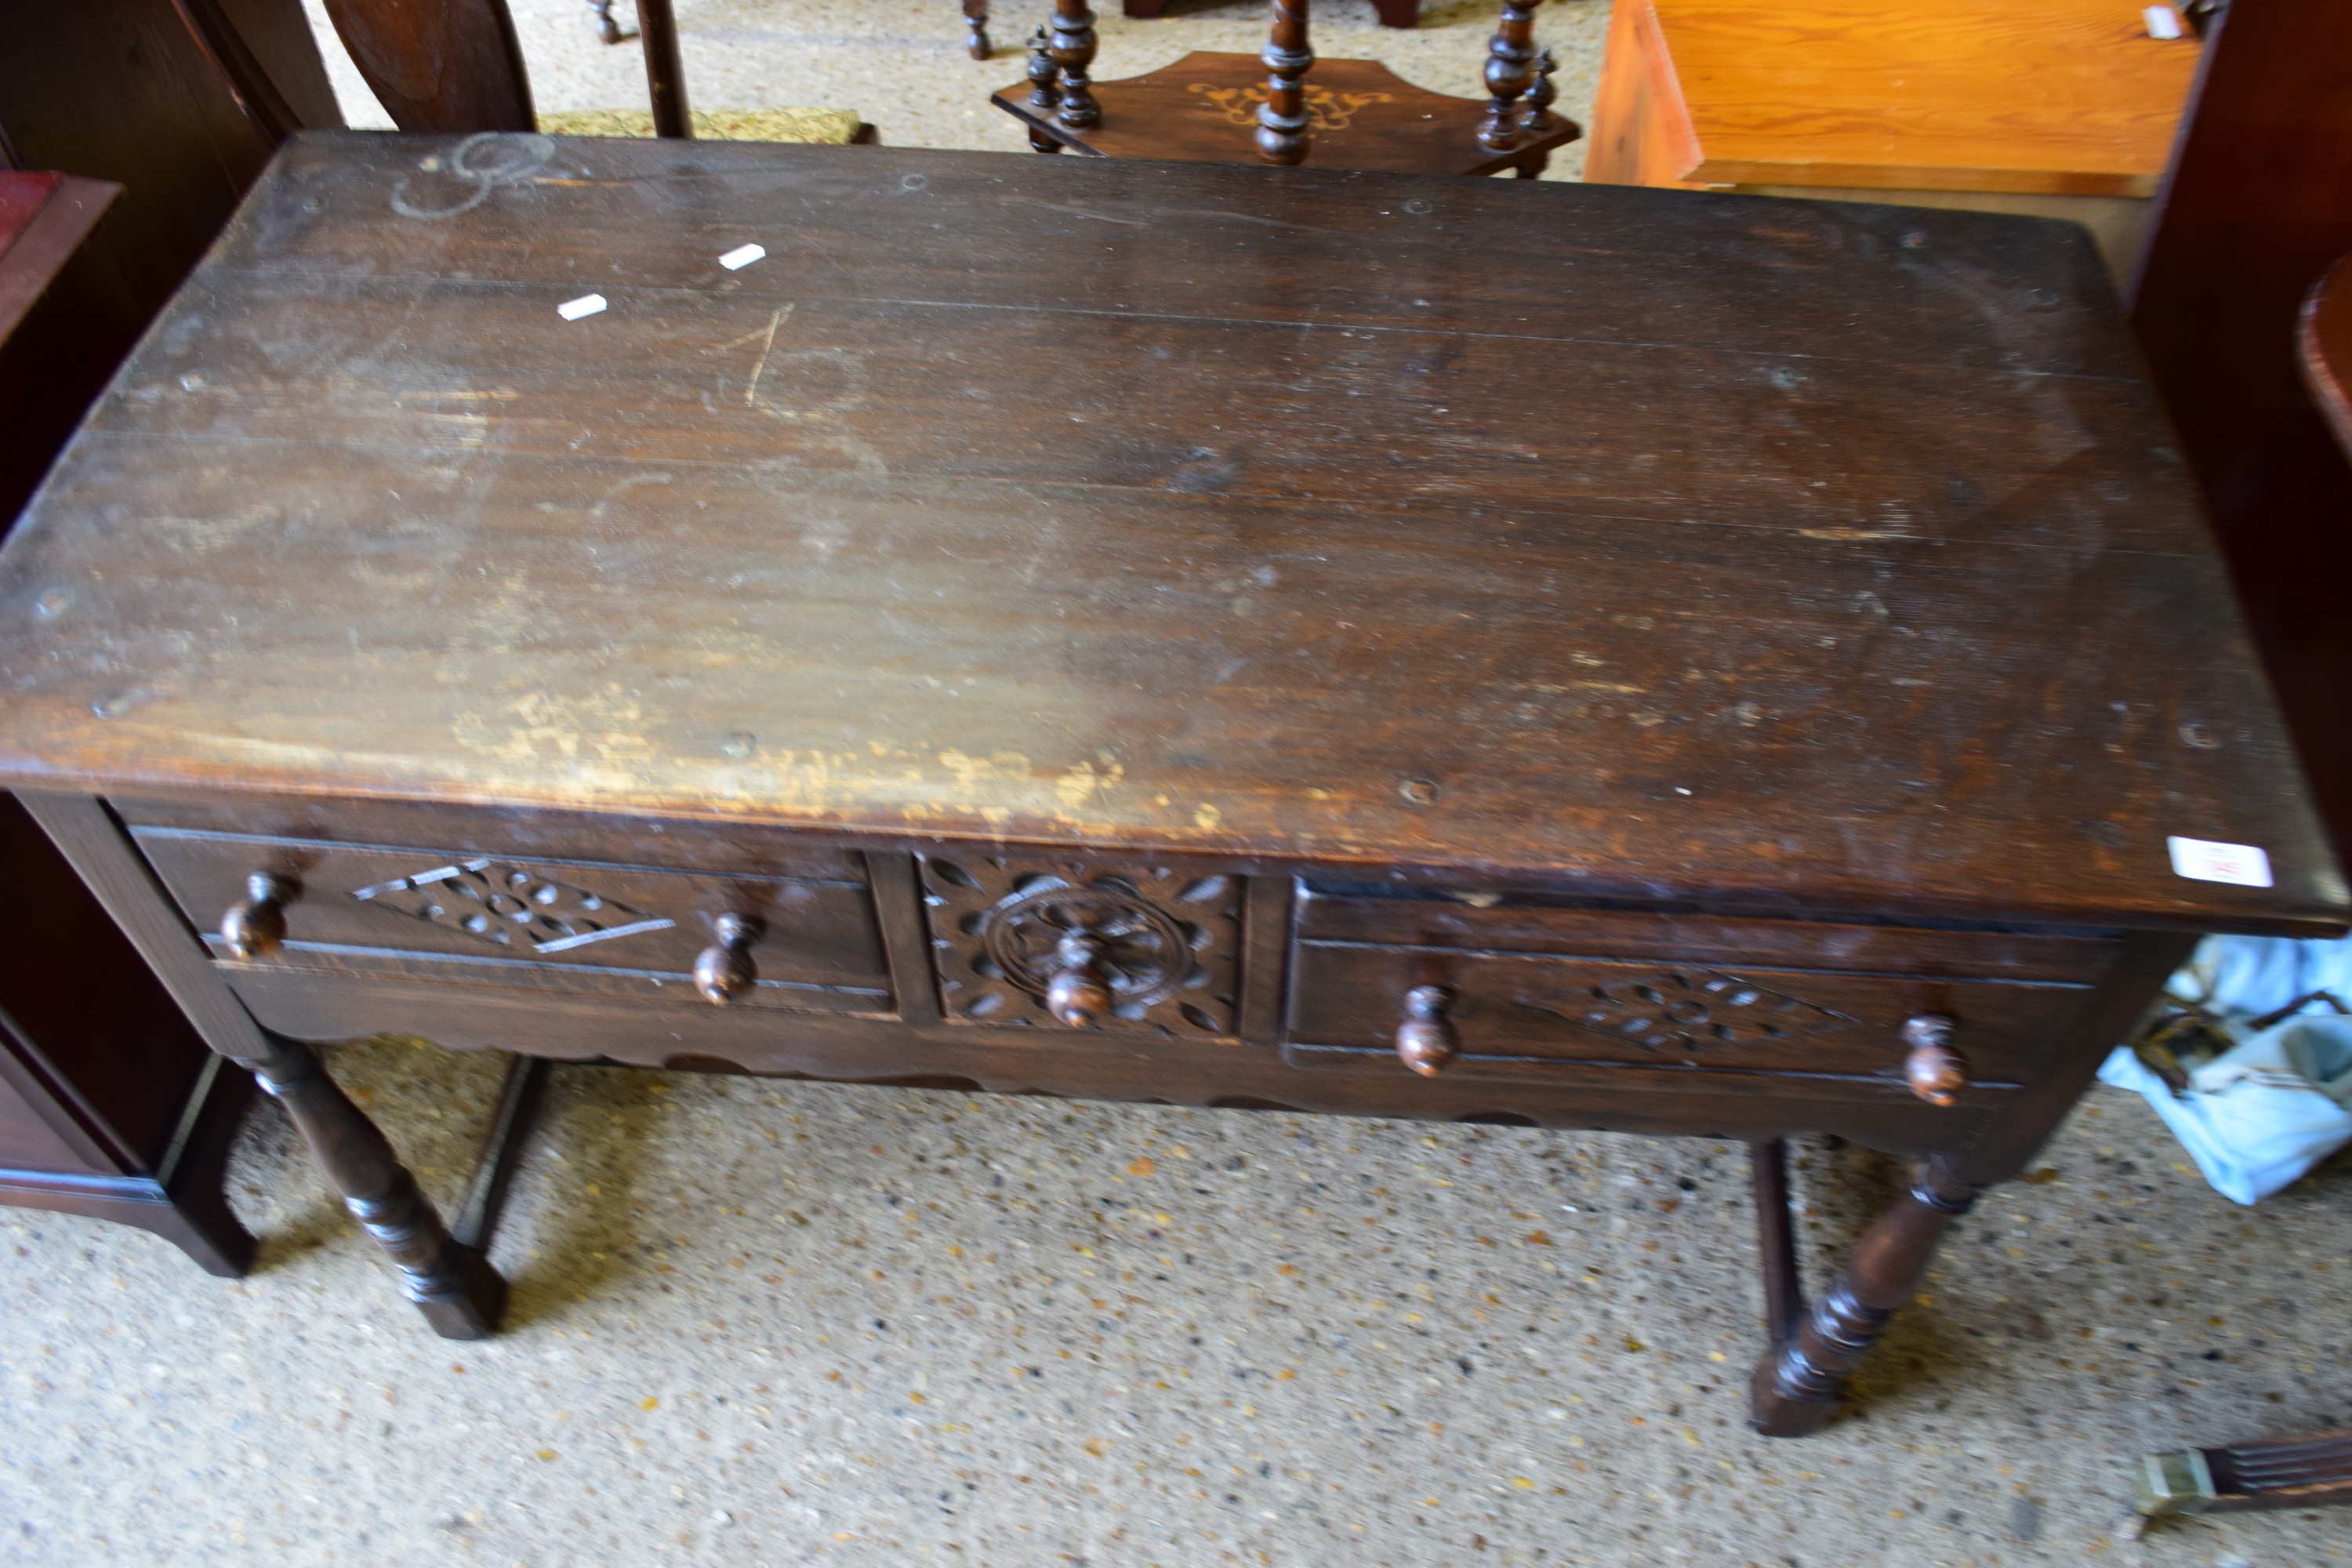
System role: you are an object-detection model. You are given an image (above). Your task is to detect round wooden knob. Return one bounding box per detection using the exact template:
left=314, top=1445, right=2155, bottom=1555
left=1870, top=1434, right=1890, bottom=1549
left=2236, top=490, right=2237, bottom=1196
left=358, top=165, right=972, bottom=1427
left=220, top=872, right=299, bottom=959
left=1045, top=931, right=1113, bottom=1028
left=1396, top=985, right=1461, bottom=1076
left=1902, top=1014, right=1968, bottom=1106
left=694, top=913, right=763, bottom=1005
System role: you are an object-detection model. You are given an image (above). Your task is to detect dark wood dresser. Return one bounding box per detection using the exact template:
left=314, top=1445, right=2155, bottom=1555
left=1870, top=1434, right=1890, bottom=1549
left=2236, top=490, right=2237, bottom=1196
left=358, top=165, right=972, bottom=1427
left=0, top=132, right=2340, bottom=1435
left=0, top=170, right=253, bottom=1275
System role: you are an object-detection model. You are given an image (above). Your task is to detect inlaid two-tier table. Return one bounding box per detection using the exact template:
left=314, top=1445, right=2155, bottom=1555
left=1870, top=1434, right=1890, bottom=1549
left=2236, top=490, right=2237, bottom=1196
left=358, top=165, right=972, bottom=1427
left=0, top=131, right=2339, bottom=1436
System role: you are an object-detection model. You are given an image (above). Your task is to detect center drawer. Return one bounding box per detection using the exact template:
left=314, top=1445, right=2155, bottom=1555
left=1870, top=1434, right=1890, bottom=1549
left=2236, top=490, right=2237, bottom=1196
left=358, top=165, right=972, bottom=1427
left=1285, top=887, right=2122, bottom=1091
left=129, top=823, right=894, bottom=1016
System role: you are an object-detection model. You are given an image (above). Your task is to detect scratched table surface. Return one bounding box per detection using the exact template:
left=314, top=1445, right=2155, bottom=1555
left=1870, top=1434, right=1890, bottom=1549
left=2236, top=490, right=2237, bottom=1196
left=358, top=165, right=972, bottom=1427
left=0, top=131, right=2339, bottom=935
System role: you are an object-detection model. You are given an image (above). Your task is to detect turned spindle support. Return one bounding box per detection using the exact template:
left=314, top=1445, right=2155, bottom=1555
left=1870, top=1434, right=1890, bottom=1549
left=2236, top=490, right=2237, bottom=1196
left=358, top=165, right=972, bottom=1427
left=1256, top=0, right=1314, bottom=165
left=1522, top=45, right=1559, bottom=132
left=964, top=0, right=992, bottom=60
left=1480, top=1, right=1543, bottom=152
left=1025, top=25, right=1065, bottom=150
left=1050, top=0, right=1101, bottom=129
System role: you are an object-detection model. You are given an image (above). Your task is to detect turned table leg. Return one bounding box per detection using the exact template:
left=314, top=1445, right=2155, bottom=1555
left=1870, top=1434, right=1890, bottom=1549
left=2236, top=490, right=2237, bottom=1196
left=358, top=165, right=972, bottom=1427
left=1480, top=2, right=1542, bottom=153
left=1256, top=0, right=1314, bottom=165
left=243, top=1033, right=507, bottom=1338
left=963, top=0, right=991, bottom=60
left=1749, top=1159, right=1976, bottom=1437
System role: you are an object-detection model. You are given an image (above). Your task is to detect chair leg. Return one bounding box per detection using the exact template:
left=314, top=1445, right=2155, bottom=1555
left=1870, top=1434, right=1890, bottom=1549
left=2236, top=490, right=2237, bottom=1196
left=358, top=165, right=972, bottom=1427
left=1480, top=2, right=1541, bottom=152
left=633, top=0, right=692, bottom=138
left=1374, top=0, right=1420, bottom=25
left=586, top=0, right=636, bottom=43
left=1256, top=0, right=1313, bottom=165
left=964, top=0, right=991, bottom=60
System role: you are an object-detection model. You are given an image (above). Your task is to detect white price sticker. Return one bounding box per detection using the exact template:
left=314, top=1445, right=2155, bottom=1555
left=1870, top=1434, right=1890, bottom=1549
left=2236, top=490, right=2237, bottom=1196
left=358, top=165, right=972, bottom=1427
left=2167, top=836, right=2273, bottom=888
left=718, top=243, right=768, bottom=270
left=557, top=293, right=608, bottom=321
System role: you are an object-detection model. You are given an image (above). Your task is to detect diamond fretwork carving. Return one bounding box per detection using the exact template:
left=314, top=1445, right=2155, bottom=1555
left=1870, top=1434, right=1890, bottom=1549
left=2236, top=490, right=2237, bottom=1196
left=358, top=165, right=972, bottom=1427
left=917, top=853, right=1242, bottom=1037
left=351, top=858, right=675, bottom=956
left=1516, top=967, right=1857, bottom=1055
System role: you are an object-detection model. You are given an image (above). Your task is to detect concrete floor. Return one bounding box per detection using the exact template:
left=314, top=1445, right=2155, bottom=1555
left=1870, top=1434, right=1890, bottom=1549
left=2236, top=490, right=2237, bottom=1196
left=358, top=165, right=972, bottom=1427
left=300, top=0, right=1613, bottom=175
left=3, top=2, right=2347, bottom=1564
left=2, top=1044, right=2347, bottom=1566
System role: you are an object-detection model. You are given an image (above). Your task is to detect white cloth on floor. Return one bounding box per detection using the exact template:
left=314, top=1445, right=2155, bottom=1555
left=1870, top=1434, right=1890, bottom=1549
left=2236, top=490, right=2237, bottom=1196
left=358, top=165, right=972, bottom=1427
left=2096, top=934, right=2352, bottom=1205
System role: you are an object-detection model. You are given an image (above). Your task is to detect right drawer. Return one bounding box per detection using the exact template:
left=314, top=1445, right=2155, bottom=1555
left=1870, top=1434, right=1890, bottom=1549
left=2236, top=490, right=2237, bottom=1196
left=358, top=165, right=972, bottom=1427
left=1284, top=889, right=2122, bottom=1090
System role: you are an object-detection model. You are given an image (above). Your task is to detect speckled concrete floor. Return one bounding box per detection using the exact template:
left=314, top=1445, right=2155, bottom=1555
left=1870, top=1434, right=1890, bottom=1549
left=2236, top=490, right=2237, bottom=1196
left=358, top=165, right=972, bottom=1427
left=5, top=3, right=2347, bottom=1564
left=2, top=1036, right=2347, bottom=1566
left=301, top=0, right=1612, bottom=176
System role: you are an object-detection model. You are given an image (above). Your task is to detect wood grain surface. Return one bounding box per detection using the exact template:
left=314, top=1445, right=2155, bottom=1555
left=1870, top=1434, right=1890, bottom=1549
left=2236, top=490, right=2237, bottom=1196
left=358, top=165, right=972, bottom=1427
left=0, top=132, right=2339, bottom=937
left=1602, top=0, right=2200, bottom=195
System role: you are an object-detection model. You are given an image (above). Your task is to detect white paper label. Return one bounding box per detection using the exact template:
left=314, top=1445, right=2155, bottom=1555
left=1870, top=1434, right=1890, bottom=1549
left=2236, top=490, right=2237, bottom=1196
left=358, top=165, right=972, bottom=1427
left=718, top=243, right=767, bottom=270
left=2167, top=836, right=2273, bottom=887
left=557, top=293, right=608, bottom=321
left=2143, top=5, right=2183, bottom=38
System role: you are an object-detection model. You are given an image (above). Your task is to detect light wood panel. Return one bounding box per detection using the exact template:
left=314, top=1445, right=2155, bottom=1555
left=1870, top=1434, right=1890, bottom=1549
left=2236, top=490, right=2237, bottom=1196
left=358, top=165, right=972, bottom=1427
left=1592, top=0, right=2200, bottom=197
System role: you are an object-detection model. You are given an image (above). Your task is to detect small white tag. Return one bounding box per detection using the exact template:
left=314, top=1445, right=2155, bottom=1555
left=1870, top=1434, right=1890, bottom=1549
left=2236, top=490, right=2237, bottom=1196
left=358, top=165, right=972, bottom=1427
left=2143, top=5, right=2183, bottom=39
left=2167, top=836, right=2274, bottom=887
left=557, top=293, right=608, bottom=321
left=718, top=242, right=767, bottom=270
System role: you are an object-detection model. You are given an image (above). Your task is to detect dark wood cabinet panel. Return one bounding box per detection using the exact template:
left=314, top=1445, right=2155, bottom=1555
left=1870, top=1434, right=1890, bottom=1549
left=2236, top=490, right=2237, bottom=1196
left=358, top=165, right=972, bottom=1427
left=0, top=796, right=252, bottom=1275
left=0, top=0, right=337, bottom=325
left=1294, top=886, right=2123, bottom=982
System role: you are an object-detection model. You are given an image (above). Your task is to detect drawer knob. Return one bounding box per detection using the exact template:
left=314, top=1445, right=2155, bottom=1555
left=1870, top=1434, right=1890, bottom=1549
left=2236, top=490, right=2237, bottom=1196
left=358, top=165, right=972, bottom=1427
left=1901, top=1014, right=1968, bottom=1107
left=1045, top=931, right=1115, bottom=1028
left=1396, top=985, right=1461, bottom=1076
left=221, top=872, right=300, bottom=959
left=695, top=913, right=764, bottom=1005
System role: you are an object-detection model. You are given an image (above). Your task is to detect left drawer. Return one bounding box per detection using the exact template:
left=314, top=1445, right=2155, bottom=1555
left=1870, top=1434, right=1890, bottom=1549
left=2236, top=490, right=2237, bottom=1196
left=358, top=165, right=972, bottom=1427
left=126, top=822, right=894, bottom=1016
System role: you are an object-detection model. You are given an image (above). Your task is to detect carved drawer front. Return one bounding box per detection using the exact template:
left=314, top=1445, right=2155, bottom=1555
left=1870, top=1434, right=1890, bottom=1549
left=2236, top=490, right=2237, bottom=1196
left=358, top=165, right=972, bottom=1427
left=1294, top=889, right=2122, bottom=983
left=1285, top=890, right=2119, bottom=1091
left=130, top=827, right=893, bottom=1015
left=916, top=851, right=1243, bottom=1039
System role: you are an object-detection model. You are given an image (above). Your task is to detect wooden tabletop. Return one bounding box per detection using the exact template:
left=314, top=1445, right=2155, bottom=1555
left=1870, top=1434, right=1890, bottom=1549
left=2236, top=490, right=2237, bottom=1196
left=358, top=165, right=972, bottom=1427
left=1632, top=0, right=2201, bottom=196
left=0, top=132, right=2339, bottom=935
